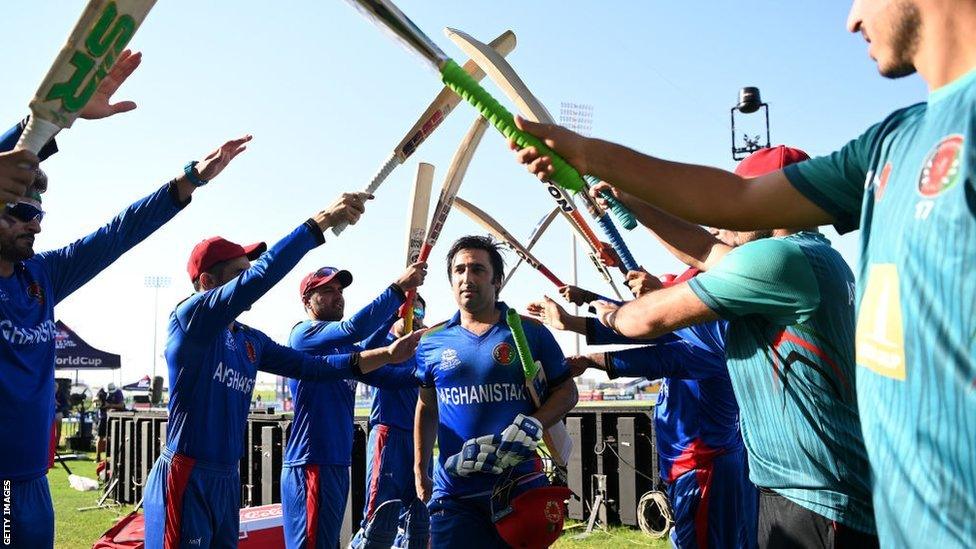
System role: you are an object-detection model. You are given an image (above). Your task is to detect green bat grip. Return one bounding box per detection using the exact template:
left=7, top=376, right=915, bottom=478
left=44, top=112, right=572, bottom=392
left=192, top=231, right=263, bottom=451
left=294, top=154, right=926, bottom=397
left=505, top=309, right=539, bottom=379
left=441, top=60, right=584, bottom=194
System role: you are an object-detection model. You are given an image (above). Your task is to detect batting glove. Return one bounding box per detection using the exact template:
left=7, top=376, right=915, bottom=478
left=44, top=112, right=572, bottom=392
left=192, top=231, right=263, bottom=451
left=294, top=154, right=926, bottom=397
left=496, top=413, right=544, bottom=469
left=444, top=434, right=503, bottom=477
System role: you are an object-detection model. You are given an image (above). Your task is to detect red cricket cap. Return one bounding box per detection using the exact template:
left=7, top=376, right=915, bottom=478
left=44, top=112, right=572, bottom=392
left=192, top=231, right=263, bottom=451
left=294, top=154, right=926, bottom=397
left=494, top=486, right=572, bottom=549
left=187, top=236, right=266, bottom=281
left=734, top=145, right=810, bottom=178
left=299, top=266, right=353, bottom=299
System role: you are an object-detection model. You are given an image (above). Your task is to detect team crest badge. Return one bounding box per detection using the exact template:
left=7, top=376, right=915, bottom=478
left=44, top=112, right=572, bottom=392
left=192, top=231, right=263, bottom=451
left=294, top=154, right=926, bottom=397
left=544, top=500, right=563, bottom=526
left=27, top=282, right=44, bottom=305
left=244, top=340, right=257, bottom=363
left=493, top=342, right=515, bottom=366
left=918, top=134, right=964, bottom=198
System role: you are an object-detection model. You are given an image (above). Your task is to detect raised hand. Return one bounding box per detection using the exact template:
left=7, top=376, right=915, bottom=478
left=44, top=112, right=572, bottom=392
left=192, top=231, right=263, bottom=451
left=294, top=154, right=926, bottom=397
left=315, top=192, right=372, bottom=231
left=526, top=296, right=570, bottom=331
left=396, top=261, right=428, bottom=292
left=386, top=329, right=425, bottom=364
left=509, top=115, right=590, bottom=181
left=0, top=150, right=38, bottom=205
left=566, top=355, right=601, bottom=377
left=80, top=50, right=142, bottom=120
left=625, top=269, right=662, bottom=298
left=196, top=135, right=252, bottom=181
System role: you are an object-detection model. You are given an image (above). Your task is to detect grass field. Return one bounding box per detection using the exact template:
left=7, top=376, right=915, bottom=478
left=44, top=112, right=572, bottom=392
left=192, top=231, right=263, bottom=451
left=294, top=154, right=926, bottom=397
left=49, top=460, right=666, bottom=548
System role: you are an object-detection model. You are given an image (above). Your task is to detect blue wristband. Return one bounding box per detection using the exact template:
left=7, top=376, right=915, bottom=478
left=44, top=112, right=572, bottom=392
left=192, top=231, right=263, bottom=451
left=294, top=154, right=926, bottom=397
left=184, top=161, right=208, bottom=187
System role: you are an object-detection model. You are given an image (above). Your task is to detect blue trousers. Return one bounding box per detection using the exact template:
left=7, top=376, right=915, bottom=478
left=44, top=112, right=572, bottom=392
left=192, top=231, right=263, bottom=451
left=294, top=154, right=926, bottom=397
left=667, top=448, right=757, bottom=549
left=281, top=463, right=349, bottom=549
left=3, top=475, right=54, bottom=548
left=143, top=448, right=240, bottom=549
left=361, top=424, right=416, bottom=528
left=429, top=476, right=548, bottom=549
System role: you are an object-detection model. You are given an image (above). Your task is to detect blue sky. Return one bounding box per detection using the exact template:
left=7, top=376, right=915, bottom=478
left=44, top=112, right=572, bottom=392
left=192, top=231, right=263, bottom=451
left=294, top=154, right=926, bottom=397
left=2, top=2, right=927, bottom=388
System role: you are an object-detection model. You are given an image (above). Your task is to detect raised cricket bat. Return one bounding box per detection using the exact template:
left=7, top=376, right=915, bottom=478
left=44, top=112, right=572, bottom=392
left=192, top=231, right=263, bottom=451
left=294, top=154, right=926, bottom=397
left=501, top=207, right=559, bottom=291
left=331, top=30, right=516, bottom=235
left=506, top=309, right=573, bottom=467
left=402, top=162, right=434, bottom=332
left=399, top=116, right=489, bottom=323
left=453, top=197, right=566, bottom=290
left=445, top=27, right=641, bottom=273
left=16, top=0, right=156, bottom=155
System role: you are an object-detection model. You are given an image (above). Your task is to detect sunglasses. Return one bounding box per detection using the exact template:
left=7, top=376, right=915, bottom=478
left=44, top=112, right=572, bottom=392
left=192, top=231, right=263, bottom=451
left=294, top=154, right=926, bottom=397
left=315, top=266, right=339, bottom=276
left=5, top=202, right=44, bottom=224
left=413, top=306, right=425, bottom=319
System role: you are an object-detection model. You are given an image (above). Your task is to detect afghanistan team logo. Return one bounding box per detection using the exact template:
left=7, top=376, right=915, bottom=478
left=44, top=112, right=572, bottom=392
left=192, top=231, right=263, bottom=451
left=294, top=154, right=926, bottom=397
left=27, top=282, right=44, bottom=305
left=544, top=500, right=564, bottom=526
left=493, top=342, right=515, bottom=366
left=244, top=340, right=257, bottom=363
left=918, top=134, right=964, bottom=198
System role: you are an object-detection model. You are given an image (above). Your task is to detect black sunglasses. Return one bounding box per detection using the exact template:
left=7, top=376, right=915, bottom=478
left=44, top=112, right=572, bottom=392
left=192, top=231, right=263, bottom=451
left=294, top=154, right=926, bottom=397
left=5, top=202, right=44, bottom=223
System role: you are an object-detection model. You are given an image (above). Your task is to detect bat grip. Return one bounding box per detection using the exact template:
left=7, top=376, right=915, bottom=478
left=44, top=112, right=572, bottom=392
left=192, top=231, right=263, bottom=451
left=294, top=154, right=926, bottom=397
left=401, top=289, right=417, bottom=333
left=583, top=175, right=637, bottom=230
left=538, top=265, right=565, bottom=288
left=440, top=60, right=585, bottom=193
left=333, top=153, right=400, bottom=236
left=15, top=117, right=60, bottom=155
left=594, top=214, right=639, bottom=272
left=505, top=309, right=538, bottom=379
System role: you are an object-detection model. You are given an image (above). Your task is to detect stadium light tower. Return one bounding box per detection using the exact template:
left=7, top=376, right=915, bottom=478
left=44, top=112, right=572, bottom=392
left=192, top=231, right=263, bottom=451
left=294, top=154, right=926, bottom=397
left=560, top=102, right=595, bottom=355
left=730, top=86, right=771, bottom=160
left=144, top=275, right=171, bottom=381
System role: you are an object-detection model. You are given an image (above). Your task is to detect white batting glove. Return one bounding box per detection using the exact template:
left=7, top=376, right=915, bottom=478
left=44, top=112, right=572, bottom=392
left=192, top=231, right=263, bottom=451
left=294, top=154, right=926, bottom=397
left=496, top=413, right=544, bottom=469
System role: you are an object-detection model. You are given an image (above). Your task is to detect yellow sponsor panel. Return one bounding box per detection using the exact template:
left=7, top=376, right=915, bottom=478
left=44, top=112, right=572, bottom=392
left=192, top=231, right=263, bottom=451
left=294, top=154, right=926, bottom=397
left=856, top=264, right=906, bottom=380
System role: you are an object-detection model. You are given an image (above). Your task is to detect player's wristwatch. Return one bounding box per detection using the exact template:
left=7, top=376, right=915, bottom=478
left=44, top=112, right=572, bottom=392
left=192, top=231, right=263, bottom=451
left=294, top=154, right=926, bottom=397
left=184, top=161, right=209, bottom=187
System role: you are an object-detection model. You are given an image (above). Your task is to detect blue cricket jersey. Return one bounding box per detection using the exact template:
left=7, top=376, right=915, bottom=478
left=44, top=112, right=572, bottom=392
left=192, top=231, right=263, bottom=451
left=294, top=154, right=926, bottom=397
left=415, top=302, right=570, bottom=499
left=285, top=285, right=418, bottom=467
left=587, top=319, right=742, bottom=482
left=164, top=222, right=358, bottom=468
left=0, top=180, right=188, bottom=481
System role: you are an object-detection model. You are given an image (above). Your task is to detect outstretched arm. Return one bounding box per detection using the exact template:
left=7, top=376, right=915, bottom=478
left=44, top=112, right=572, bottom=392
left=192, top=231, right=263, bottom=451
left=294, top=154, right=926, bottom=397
left=510, top=116, right=833, bottom=231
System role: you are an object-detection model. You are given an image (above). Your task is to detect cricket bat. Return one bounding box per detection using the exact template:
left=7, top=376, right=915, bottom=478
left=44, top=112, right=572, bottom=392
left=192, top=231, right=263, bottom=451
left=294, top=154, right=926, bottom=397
left=501, top=207, right=559, bottom=291
left=445, top=27, right=641, bottom=273
left=15, top=0, right=156, bottom=155
left=331, top=30, right=516, bottom=235
left=453, top=197, right=566, bottom=290
left=506, top=309, right=573, bottom=467
left=402, top=162, right=434, bottom=332
left=399, top=116, right=489, bottom=322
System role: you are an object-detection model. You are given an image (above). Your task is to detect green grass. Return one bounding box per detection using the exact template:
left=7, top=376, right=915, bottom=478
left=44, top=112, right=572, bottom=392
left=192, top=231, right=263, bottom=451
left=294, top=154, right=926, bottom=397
left=50, top=461, right=665, bottom=548
left=49, top=459, right=134, bottom=549
left=555, top=521, right=669, bottom=548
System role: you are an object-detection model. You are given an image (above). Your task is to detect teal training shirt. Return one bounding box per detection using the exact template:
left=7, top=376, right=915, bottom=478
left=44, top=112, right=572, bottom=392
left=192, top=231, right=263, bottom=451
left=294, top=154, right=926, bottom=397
left=784, top=67, right=976, bottom=547
left=688, top=232, right=874, bottom=533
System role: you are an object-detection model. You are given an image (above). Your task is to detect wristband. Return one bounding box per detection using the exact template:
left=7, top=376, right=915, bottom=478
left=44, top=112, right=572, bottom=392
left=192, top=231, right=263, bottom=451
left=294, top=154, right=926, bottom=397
left=184, top=161, right=209, bottom=187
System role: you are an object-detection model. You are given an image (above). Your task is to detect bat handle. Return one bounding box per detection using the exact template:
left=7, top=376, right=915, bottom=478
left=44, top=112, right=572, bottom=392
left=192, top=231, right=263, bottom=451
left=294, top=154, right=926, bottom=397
left=332, top=153, right=400, bottom=236
left=440, top=60, right=587, bottom=194
left=594, top=213, right=639, bottom=272
left=401, top=289, right=417, bottom=333
left=15, top=116, right=60, bottom=156
left=505, top=309, right=539, bottom=379
left=583, top=175, right=637, bottom=230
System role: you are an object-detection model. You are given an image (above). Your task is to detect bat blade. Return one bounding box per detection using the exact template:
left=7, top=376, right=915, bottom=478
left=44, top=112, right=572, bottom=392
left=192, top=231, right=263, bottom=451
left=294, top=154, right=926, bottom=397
left=17, top=0, right=157, bottom=154
left=452, top=197, right=564, bottom=289
left=400, top=116, right=488, bottom=324
left=405, top=163, right=434, bottom=266
left=506, top=309, right=573, bottom=467
left=343, top=0, right=447, bottom=68
left=331, top=30, right=516, bottom=236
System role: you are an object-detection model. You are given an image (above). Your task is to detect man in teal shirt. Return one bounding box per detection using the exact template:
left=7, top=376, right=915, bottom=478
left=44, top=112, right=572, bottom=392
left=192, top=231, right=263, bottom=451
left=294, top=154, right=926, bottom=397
left=510, top=2, right=974, bottom=545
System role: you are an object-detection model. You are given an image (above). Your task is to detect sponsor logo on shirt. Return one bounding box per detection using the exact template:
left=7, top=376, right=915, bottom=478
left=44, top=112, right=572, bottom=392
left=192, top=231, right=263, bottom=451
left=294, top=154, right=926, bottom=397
left=212, top=361, right=256, bottom=394
left=874, top=161, right=892, bottom=202
left=439, top=349, right=461, bottom=371
left=918, top=134, right=964, bottom=198
left=0, top=319, right=58, bottom=345
left=436, top=383, right=528, bottom=406
left=492, top=342, right=515, bottom=366
left=855, top=264, right=906, bottom=380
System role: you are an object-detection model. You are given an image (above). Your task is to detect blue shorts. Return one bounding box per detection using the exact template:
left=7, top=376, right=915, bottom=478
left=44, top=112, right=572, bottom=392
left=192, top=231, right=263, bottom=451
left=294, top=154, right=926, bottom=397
left=3, top=475, right=54, bottom=548
left=281, top=463, right=349, bottom=549
left=668, top=448, right=757, bottom=549
left=143, top=448, right=240, bottom=549
left=361, top=424, right=415, bottom=528
left=429, top=476, right=548, bottom=549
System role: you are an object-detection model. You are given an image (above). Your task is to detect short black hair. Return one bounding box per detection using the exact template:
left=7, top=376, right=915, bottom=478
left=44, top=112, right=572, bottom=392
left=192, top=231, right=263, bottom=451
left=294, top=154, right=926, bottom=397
left=445, top=235, right=506, bottom=285
left=192, top=258, right=236, bottom=292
